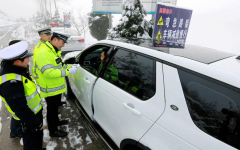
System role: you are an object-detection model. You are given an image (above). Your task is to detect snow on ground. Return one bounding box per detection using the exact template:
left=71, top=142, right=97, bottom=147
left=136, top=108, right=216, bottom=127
left=11, top=23, right=39, bottom=44
left=0, top=12, right=16, bottom=27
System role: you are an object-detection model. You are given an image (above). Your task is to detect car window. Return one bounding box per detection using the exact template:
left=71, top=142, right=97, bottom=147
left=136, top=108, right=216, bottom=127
left=103, top=48, right=156, bottom=100
left=79, top=45, right=111, bottom=76
left=178, top=69, right=240, bottom=149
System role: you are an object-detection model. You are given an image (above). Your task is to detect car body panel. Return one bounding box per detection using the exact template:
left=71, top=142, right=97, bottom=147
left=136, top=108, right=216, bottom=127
left=148, top=64, right=236, bottom=150
left=68, top=66, right=95, bottom=117
left=92, top=62, right=165, bottom=147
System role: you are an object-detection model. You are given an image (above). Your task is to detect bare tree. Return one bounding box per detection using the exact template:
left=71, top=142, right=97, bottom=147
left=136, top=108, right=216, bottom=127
left=69, top=8, right=89, bottom=37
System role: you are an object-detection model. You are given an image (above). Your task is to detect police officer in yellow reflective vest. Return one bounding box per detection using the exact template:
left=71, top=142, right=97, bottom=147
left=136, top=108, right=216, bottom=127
left=0, top=41, right=45, bottom=150
left=32, top=27, right=52, bottom=85
left=35, top=31, right=77, bottom=137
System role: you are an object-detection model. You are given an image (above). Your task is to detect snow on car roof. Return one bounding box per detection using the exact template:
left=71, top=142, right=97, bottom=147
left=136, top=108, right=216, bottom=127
left=109, top=38, right=235, bottom=64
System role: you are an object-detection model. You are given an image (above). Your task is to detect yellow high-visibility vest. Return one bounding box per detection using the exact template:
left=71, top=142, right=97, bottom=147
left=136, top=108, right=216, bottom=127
left=32, top=40, right=47, bottom=85
left=35, top=41, right=71, bottom=98
left=0, top=73, right=42, bottom=120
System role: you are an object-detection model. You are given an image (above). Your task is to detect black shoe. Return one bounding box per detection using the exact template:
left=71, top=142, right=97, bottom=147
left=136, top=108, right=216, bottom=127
left=57, top=120, right=68, bottom=126
left=10, top=133, right=22, bottom=138
left=49, top=130, right=67, bottom=137
left=58, top=101, right=67, bottom=106
left=42, top=148, right=46, bottom=150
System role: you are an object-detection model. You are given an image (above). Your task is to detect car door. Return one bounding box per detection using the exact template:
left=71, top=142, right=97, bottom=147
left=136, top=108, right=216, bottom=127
left=69, top=44, right=112, bottom=117
left=92, top=48, right=165, bottom=147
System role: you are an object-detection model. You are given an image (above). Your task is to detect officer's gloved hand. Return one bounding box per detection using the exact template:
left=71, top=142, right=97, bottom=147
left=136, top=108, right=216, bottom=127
left=71, top=64, right=80, bottom=68
left=69, top=68, right=77, bottom=74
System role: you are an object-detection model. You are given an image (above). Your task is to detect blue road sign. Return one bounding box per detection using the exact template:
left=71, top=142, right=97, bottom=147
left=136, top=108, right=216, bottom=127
left=153, top=3, right=192, bottom=48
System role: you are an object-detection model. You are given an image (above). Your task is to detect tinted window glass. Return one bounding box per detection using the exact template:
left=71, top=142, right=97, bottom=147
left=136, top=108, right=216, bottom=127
left=178, top=69, right=240, bottom=149
left=104, top=49, right=156, bottom=100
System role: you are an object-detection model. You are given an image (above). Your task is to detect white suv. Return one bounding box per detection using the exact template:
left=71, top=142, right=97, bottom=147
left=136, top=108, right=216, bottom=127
left=64, top=39, right=240, bottom=150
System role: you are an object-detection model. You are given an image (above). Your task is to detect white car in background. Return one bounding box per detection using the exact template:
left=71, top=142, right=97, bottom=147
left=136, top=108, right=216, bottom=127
left=51, top=28, right=85, bottom=54
left=64, top=39, right=240, bottom=150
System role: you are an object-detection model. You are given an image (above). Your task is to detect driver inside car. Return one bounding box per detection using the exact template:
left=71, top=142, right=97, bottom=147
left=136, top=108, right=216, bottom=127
left=85, top=49, right=118, bottom=84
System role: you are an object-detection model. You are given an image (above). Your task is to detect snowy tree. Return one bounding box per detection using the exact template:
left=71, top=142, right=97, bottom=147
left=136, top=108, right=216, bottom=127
left=52, top=8, right=62, bottom=24
left=43, top=11, right=52, bottom=26
left=88, top=12, right=109, bottom=41
left=108, top=0, right=152, bottom=39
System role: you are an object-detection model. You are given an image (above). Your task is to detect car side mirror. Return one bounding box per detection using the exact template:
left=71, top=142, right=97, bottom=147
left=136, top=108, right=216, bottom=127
left=64, top=57, right=76, bottom=64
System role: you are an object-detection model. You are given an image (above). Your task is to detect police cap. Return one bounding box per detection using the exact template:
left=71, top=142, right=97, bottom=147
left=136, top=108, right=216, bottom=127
left=37, top=27, right=51, bottom=35
left=0, top=41, right=33, bottom=60
left=52, top=31, right=70, bottom=43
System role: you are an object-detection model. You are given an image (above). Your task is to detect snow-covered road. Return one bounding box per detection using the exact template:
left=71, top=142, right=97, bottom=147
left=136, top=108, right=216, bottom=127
left=0, top=23, right=110, bottom=150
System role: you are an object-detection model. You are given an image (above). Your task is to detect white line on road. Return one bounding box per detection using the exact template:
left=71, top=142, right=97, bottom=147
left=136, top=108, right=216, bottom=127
left=0, top=30, right=11, bottom=40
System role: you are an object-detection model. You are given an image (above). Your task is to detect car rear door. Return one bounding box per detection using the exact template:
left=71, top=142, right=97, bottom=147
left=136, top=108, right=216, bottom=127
left=92, top=48, right=166, bottom=147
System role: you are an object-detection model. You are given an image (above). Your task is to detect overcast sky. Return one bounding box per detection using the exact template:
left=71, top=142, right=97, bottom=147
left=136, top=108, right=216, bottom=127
left=0, top=0, right=239, bottom=54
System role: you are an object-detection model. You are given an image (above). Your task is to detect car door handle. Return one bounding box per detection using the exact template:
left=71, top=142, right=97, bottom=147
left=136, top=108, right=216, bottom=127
left=83, top=77, right=90, bottom=84
left=123, top=103, right=142, bottom=117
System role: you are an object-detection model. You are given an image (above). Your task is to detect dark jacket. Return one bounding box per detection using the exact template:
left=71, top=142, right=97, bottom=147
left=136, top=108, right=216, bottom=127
left=0, top=62, right=43, bottom=130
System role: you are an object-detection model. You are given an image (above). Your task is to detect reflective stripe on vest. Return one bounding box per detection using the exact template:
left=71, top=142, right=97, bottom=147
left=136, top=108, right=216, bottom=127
left=34, top=61, right=39, bottom=79
left=0, top=74, right=22, bottom=84
left=0, top=73, right=42, bottom=120
left=26, top=90, right=38, bottom=101
left=61, top=70, right=66, bottom=77
left=38, top=43, right=42, bottom=48
left=40, top=84, right=65, bottom=93
left=41, top=64, right=62, bottom=74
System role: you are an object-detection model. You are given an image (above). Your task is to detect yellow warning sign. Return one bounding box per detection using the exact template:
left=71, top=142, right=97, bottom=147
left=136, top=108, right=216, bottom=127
left=155, top=40, right=161, bottom=44
left=155, top=30, right=162, bottom=40
left=157, top=16, right=164, bottom=26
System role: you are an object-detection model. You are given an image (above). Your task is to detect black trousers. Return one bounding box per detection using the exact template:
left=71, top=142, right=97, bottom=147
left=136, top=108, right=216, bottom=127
left=45, top=94, right=62, bottom=132
left=14, top=109, right=43, bottom=150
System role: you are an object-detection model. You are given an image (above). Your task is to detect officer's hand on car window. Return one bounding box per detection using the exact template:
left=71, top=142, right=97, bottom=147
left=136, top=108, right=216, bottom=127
left=69, top=68, right=77, bottom=74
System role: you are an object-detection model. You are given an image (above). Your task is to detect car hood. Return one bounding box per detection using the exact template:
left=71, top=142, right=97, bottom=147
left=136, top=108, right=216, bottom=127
left=63, top=51, right=82, bottom=62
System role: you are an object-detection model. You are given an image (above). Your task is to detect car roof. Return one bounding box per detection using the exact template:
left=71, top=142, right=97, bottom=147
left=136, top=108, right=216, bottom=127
left=107, top=39, right=235, bottom=64
left=97, top=39, right=240, bottom=89
left=210, top=56, right=240, bottom=75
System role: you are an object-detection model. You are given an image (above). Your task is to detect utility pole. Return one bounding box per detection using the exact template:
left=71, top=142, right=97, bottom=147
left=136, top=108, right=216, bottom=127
left=109, top=14, right=112, bottom=30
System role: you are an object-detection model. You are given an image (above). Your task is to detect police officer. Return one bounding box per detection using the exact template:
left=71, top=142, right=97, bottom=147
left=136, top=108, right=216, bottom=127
left=32, top=27, right=51, bottom=85
left=0, top=41, right=45, bottom=150
left=7, top=40, right=23, bottom=139
left=35, top=31, right=77, bottom=137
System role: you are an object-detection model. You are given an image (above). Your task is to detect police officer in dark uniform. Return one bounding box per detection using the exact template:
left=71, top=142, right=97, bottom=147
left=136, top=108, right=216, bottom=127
left=7, top=40, right=23, bottom=138
left=0, top=41, right=45, bottom=150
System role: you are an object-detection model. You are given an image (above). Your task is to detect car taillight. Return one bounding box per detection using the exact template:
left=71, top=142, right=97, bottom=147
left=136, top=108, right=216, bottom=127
left=78, top=39, right=85, bottom=43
